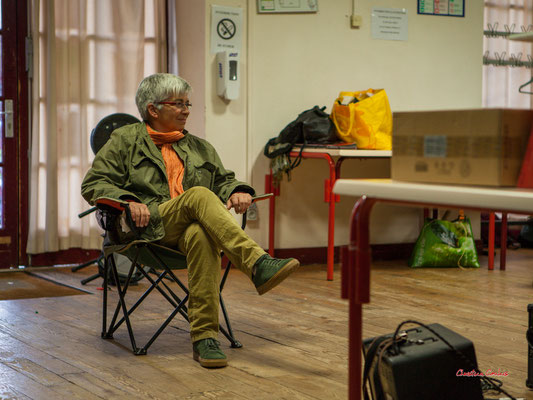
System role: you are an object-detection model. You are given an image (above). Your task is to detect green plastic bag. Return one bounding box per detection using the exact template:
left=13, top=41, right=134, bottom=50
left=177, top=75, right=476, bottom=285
left=409, top=218, right=480, bottom=268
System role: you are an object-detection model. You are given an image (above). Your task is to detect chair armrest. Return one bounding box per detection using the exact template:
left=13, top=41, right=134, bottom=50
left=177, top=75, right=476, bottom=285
left=78, top=206, right=97, bottom=218
left=252, top=193, right=273, bottom=203
left=95, top=198, right=127, bottom=213
left=94, top=199, right=142, bottom=243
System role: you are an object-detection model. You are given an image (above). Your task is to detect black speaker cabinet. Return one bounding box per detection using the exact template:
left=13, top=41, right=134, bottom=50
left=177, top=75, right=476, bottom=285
left=527, top=304, right=533, bottom=389
left=362, top=323, right=484, bottom=400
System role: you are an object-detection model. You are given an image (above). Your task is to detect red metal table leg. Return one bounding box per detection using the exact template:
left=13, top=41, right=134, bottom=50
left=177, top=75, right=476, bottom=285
left=345, top=196, right=376, bottom=400
left=292, top=151, right=337, bottom=280
left=488, top=212, right=495, bottom=270
left=265, top=172, right=277, bottom=257
left=500, top=213, right=507, bottom=270
left=323, top=155, right=336, bottom=281
left=327, top=191, right=336, bottom=280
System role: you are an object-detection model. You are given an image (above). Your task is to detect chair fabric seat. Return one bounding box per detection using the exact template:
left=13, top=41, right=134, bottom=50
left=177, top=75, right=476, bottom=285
left=104, top=241, right=189, bottom=270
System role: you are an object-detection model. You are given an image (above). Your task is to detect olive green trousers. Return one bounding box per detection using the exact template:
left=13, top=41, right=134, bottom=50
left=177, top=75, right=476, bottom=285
left=158, top=186, right=266, bottom=343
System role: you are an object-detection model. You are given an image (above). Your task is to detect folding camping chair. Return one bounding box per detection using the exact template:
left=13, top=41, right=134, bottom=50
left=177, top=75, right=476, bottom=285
left=95, top=198, right=250, bottom=354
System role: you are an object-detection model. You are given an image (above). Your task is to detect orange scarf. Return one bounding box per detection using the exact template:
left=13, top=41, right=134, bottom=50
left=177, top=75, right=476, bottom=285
left=146, top=125, right=185, bottom=198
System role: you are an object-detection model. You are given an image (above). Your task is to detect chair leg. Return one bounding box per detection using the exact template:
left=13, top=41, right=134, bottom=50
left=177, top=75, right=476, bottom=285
left=101, top=254, right=111, bottom=339
left=219, top=294, right=242, bottom=348
left=71, top=257, right=99, bottom=272
left=74, top=253, right=105, bottom=285
left=81, top=272, right=102, bottom=286
left=106, top=257, right=143, bottom=336
left=220, top=259, right=231, bottom=291
left=111, top=271, right=178, bottom=334
left=140, top=266, right=190, bottom=322
left=138, top=295, right=189, bottom=354
left=218, top=260, right=242, bottom=348
left=102, top=250, right=193, bottom=355
left=118, top=268, right=190, bottom=354
left=109, top=254, right=140, bottom=353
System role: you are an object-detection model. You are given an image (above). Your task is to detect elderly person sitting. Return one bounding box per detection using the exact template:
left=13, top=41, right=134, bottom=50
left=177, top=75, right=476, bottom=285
left=81, top=73, right=299, bottom=368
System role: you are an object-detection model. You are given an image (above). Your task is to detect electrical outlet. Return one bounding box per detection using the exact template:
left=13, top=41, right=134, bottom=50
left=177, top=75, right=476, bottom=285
left=247, top=202, right=258, bottom=221
left=351, top=14, right=362, bottom=28
left=351, top=14, right=362, bottom=29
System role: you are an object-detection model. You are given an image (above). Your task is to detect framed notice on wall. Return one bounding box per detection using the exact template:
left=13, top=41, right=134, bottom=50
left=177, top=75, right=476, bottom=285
left=257, top=0, right=317, bottom=13
left=418, top=0, right=464, bottom=17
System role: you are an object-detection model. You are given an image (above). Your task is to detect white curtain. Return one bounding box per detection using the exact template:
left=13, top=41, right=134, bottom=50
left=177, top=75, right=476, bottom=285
left=483, top=0, right=533, bottom=108
left=27, top=0, right=167, bottom=254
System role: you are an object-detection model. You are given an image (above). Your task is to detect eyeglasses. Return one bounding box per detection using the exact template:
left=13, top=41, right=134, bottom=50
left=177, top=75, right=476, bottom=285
left=156, top=101, right=192, bottom=110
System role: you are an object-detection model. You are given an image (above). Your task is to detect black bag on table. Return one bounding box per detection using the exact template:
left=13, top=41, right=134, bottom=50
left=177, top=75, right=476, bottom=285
left=264, top=106, right=337, bottom=182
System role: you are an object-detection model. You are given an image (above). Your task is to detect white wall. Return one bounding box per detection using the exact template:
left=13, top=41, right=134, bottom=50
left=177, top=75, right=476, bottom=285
left=173, top=0, right=206, bottom=138
left=204, top=0, right=250, bottom=186
left=175, top=0, right=249, bottom=182
left=179, top=0, right=484, bottom=249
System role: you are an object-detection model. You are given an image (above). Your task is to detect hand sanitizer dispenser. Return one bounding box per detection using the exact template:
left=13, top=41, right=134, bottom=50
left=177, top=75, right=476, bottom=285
left=216, top=51, right=240, bottom=100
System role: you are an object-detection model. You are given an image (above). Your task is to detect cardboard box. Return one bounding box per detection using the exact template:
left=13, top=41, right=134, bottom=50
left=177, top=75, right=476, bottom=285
left=391, top=109, right=533, bottom=186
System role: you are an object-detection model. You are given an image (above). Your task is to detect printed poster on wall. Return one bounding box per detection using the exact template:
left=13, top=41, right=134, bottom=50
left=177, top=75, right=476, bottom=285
left=418, top=0, right=464, bottom=17
left=371, top=8, right=408, bottom=41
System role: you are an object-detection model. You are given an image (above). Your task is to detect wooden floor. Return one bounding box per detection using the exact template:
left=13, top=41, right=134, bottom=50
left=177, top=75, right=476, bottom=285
left=1, top=249, right=533, bottom=399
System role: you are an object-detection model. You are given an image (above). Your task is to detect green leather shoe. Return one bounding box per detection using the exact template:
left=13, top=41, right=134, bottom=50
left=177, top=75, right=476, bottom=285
left=252, top=254, right=300, bottom=295
left=193, top=338, right=227, bottom=368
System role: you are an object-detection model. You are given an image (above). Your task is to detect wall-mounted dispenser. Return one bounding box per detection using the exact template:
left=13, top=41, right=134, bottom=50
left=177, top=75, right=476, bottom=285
left=216, top=51, right=240, bottom=100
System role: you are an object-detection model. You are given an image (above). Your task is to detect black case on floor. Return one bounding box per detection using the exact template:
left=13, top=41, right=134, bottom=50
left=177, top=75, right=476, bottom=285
left=362, top=323, right=484, bottom=400
left=527, top=304, right=533, bottom=388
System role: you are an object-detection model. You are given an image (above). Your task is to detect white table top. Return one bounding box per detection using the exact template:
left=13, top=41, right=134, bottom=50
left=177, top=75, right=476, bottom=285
left=333, top=179, right=533, bottom=214
left=291, top=146, right=391, bottom=158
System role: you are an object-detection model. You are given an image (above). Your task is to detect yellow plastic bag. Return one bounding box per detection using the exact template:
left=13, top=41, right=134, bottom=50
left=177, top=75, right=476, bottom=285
left=330, top=89, right=392, bottom=150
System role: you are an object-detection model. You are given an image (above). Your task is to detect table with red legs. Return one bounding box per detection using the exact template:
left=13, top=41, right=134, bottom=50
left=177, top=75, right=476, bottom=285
left=332, top=178, right=533, bottom=400
left=264, top=148, right=391, bottom=280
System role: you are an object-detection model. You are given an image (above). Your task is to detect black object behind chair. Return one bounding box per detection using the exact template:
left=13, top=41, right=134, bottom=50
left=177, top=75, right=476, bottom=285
left=90, top=113, right=141, bottom=154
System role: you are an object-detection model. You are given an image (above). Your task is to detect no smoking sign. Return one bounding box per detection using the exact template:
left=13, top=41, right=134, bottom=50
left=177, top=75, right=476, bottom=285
left=217, top=18, right=236, bottom=40
left=211, top=5, right=242, bottom=54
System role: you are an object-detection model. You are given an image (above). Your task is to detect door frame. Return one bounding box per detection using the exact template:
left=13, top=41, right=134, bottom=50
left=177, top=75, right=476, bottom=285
left=0, top=0, right=29, bottom=267
left=17, top=0, right=29, bottom=267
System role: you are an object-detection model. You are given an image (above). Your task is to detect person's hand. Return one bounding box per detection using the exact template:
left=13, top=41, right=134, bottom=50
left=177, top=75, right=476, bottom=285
left=128, top=202, right=150, bottom=227
left=226, top=193, right=252, bottom=214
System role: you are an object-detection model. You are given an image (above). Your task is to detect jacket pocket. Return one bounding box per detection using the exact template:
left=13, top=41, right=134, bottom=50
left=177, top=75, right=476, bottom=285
left=130, top=156, right=168, bottom=197
left=194, top=162, right=216, bottom=190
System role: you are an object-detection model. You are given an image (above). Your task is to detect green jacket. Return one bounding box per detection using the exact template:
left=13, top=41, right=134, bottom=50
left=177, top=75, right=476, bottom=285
left=81, top=122, right=254, bottom=242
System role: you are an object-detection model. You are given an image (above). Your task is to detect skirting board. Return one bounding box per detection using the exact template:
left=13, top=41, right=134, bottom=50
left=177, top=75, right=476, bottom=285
left=27, top=241, right=486, bottom=268
left=272, top=240, right=485, bottom=266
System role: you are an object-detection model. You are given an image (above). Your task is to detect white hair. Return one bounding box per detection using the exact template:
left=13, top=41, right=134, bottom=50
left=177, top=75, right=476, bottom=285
left=135, top=73, right=192, bottom=120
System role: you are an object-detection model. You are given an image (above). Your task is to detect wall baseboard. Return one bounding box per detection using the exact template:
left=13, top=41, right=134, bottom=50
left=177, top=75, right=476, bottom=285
left=272, top=240, right=484, bottom=265
left=27, top=240, right=485, bottom=268
left=272, top=243, right=415, bottom=265
left=30, top=248, right=101, bottom=267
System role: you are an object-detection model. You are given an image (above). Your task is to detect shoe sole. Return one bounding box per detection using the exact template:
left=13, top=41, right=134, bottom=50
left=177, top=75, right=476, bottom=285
left=256, top=259, right=300, bottom=295
left=193, top=351, right=228, bottom=368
